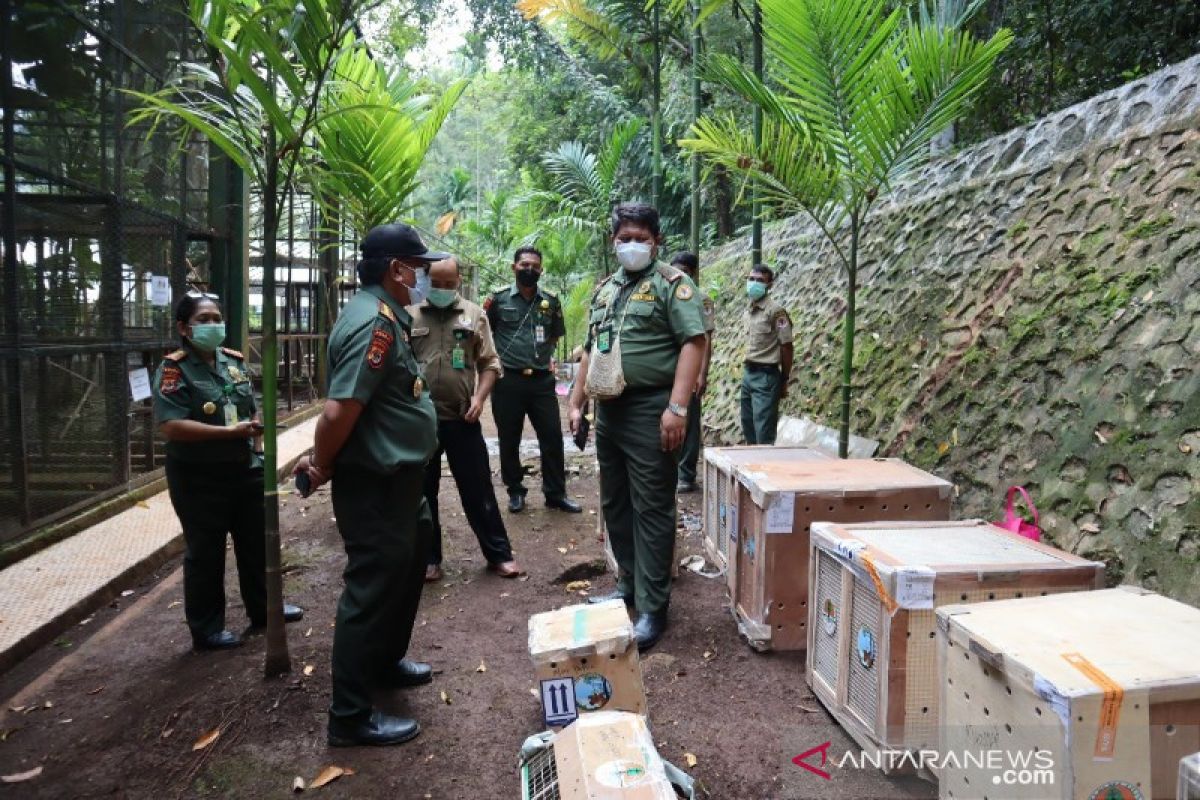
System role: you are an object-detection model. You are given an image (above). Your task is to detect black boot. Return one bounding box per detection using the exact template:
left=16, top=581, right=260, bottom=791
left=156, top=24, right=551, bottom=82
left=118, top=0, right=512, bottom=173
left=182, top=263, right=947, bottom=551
left=508, top=494, right=526, bottom=513
left=327, top=710, right=420, bottom=747
left=632, top=611, right=668, bottom=652
left=545, top=497, right=582, bottom=513
left=381, top=659, right=433, bottom=688
left=193, top=630, right=243, bottom=651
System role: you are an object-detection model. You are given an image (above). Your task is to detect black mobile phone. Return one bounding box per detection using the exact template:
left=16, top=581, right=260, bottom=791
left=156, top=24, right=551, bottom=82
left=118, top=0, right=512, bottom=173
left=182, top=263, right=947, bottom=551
left=573, top=414, right=590, bottom=451
left=295, top=470, right=313, bottom=498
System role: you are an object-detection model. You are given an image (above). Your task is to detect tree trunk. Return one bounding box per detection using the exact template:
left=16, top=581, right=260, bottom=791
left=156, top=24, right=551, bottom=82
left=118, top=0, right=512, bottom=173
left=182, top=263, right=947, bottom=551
left=838, top=214, right=859, bottom=459
left=713, top=164, right=734, bottom=239
left=651, top=1, right=663, bottom=208
left=750, top=0, right=764, bottom=265
left=689, top=1, right=702, bottom=254
left=261, top=129, right=291, bottom=678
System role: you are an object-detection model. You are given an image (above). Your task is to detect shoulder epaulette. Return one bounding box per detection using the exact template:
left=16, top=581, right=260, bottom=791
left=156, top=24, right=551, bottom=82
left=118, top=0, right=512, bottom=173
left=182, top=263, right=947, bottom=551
left=165, top=349, right=187, bottom=362
left=591, top=274, right=614, bottom=299
left=377, top=301, right=397, bottom=323
left=656, top=263, right=685, bottom=283
left=490, top=285, right=509, bottom=296
left=219, top=346, right=243, bottom=359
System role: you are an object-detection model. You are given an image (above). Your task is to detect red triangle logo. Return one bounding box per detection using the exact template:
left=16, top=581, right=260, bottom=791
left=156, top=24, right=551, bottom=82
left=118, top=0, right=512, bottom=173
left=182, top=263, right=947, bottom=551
left=792, top=741, right=832, bottom=780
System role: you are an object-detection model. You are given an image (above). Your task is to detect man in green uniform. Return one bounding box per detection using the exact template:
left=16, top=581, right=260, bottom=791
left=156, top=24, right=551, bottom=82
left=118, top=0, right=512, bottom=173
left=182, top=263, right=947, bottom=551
left=293, top=223, right=443, bottom=748
left=408, top=257, right=523, bottom=581
left=669, top=252, right=714, bottom=494
left=486, top=246, right=581, bottom=514
left=568, top=203, right=707, bottom=651
left=741, top=264, right=794, bottom=445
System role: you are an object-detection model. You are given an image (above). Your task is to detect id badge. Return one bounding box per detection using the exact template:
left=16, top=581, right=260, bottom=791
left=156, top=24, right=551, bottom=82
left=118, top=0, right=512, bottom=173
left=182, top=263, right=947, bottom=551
left=223, top=401, right=238, bottom=427
left=596, top=324, right=612, bottom=354
left=451, top=346, right=466, bottom=369
left=535, top=325, right=546, bottom=344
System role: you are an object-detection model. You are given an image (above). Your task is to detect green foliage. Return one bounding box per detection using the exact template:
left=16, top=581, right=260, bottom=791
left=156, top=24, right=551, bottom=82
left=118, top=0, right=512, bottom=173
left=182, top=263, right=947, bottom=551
left=1124, top=213, right=1175, bottom=240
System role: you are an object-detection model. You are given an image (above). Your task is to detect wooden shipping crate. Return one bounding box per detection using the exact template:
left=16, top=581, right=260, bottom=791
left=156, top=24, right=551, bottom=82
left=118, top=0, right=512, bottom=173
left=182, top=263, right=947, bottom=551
left=1180, top=752, right=1200, bottom=800
left=807, top=519, right=1104, bottom=772
left=937, top=587, right=1200, bottom=800
left=733, top=457, right=952, bottom=652
left=520, top=712, right=678, bottom=799
left=702, top=447, right=832, bottom=590
left=529, top=600, right=647, bottom=730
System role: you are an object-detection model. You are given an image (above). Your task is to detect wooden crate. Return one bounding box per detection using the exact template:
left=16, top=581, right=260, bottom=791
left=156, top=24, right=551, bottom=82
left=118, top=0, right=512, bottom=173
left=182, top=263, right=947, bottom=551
left=520, top=712, right=677, bottom=799
left=702, top=446, right=832, bottom=590
left=937, top=587, right=1200, bottom=800
left=732, top=457, right=952, bottom=652
left=1181, top=752, right=1200, bottom=800
left=807, top=519, right=1104, bottom=772
left=529, top=600, right=647, bottom=730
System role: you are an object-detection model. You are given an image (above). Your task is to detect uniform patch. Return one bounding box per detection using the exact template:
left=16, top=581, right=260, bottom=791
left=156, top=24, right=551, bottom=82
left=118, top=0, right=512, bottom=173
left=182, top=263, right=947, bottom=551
left=703, top=298, right=714, bottom=313
left=674, top=283, right=694, bottom=301
left=775, top=313, right=790, bottom=329
left=160, top=365, right=183, bottom=394
left=227, top=365, right=245, bottom=383
left=366, top=327, right=394, bottom=369
left=638, top=280, right=652, bottom=293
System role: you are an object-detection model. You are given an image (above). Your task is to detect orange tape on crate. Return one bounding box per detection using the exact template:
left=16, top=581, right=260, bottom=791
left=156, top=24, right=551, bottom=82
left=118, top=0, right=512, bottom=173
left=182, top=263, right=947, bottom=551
left=1062, top=652, right=1123, bottom=760
left=860, top=551, right=898, bottom=616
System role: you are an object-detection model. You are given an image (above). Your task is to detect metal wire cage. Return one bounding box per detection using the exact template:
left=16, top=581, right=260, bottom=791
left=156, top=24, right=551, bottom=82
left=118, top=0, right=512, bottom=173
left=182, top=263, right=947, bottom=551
left=520, top=746, right=561, bottom=800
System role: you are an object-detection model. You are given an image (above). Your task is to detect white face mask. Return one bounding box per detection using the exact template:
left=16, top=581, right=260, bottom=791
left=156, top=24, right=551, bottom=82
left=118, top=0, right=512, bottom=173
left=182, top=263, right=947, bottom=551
left=399, top=264, right=430, bottom=306
left=614, top=241, right=653, bottom=272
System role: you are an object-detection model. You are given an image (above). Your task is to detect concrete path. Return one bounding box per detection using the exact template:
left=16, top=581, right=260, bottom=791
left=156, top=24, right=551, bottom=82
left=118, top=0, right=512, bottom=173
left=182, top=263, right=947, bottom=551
left=0, top=415, right=319, bottom=673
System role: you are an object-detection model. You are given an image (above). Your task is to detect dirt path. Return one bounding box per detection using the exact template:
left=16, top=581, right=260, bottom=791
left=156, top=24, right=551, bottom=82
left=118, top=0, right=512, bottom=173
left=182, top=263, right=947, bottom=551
left=0, top=405, right=935, bottom=799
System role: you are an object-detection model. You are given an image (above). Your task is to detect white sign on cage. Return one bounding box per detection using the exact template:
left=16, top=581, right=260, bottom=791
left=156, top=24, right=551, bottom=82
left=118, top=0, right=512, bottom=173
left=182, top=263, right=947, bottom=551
left=150, top=275, right=170, bottom=307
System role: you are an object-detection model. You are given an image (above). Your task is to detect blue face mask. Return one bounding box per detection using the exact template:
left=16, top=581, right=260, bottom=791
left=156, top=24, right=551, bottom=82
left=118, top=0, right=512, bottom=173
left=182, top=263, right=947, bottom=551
left=746, top=280, right=768, bottom=301
left=189, top=322, right=226, bottom=352
left=427, top=288, right=457, bottom=308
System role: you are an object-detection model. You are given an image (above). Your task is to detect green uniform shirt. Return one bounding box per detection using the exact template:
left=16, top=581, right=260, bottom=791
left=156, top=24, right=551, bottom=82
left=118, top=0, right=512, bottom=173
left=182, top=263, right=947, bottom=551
left=744, top=294, right=794, bottom=365
left=485, top=284, right=565, bottom=371
left=153, top=345, right=259, bottom=464
left=327, top=284, right=437, bottom=473
left=585, top=262, right=707, bottom=389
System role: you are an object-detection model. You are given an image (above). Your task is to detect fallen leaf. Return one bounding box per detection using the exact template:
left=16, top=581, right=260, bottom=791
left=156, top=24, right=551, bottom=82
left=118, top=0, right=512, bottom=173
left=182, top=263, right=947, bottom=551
left=304, top=627, right=313, bottom=638
left=937, top=441, right=950, bottom=455
left=1094, top=430, right=1109, bottom=444
left=87, top=686, right=104, bottom=695
left=684, top=752, right=698, bottom=768
left=292, top=776, right=306, bottom=792
left=1, top=766, right=43, bottom=784
left=1180, top=442, right=1193, bottom=454
left=499, top=592, right=510, bottom=598
left=476, top=660, right=487, bottom=673
left=303, top=665, right=314, bottom=677
left=120, top=590, right=134, bottom=598
left=565, top=580, right=591, bottom=592
left=309, top=765, right=345, bottom=789
left=702, top=650, right=714, bottom=660
left=167, top=601, right=181, bottom=609
left=1079, top=523, right=1100, bottom=533
left=440, top=691, right=452, bottom=705
left=556, top=547, right=568, bottom=554
left=951, top=427, right=959, bottom=446
left=161, top=728, right=174, bottom=739
left=192, top=728, right=220, bottom=751
left=42, top=701, right=53, bottom=709
left=8, top=706, right=24, bottom=714
left=135, top=500, right=149, bottom=509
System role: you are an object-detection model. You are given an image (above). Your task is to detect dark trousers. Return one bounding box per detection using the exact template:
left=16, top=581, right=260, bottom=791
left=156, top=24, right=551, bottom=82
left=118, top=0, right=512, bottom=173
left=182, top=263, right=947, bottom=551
left=490, top=371, right=567, bottom=501
left=424, top=418, right=514, bottom=566
left=329, top=465, right=431, bottom=723
left=165, top=458, right=267, bottom=641
left=677, top=391, right=704, bottom=484
left=741, top=364, right=782, bottom=445
left=596, top=388, right=677, bottom=615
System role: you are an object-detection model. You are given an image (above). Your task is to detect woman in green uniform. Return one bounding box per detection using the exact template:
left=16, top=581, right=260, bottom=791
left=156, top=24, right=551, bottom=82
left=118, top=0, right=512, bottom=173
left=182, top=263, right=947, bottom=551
left=153, top=293, right=302, bottom=651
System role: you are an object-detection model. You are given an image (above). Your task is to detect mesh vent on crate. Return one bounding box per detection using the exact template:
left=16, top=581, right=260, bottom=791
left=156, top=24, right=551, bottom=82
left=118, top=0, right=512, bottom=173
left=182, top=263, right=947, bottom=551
left=846, top=574, right=882, bottom=726
left=811, top=550, right=843, bottom=689
left=521, top=746, right=561, bottom=800
left=716, top=476, right=729, bottom=556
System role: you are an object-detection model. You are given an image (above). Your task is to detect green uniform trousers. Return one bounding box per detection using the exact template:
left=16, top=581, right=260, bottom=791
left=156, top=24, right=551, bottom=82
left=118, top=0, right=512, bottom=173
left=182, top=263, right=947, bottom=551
left=165, top=458, right=267, bottom=641
left=596, top=388, right=677, bottom=615
left=677, top=391, right=703, bottom=485
left=329, top=464, right=431, bottom=723
left=491, top=371, right=567, bottom=501
left=740, top=365, right=781, bottom=445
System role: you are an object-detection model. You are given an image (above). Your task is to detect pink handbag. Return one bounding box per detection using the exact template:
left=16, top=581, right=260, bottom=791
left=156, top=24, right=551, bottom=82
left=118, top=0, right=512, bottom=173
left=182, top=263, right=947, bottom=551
left=996, top=486, right=1041, bottom=542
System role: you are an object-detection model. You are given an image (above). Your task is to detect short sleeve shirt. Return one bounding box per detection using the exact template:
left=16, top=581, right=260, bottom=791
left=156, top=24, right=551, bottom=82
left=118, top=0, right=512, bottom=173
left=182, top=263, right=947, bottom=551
left=408, top=296, right=501, bottom=421
left=744, top=295, right=794, bottom=365
left=327, top=285, right=437, bottom=472
left=153, top=345, right=259, bottom=464
left=584, top=263, right=707, bottom=389
left=485, top=285, right=565, bottom=371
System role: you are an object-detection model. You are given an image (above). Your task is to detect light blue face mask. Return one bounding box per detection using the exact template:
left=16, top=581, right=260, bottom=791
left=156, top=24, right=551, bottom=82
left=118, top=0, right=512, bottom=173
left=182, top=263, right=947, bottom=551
left=189, top=322, right=226, bottom=352
left=427, top=288, right=458, bottom=308
left=746, top=280, right=768, bottom=301
left=407, top=267, right=431, bottom=306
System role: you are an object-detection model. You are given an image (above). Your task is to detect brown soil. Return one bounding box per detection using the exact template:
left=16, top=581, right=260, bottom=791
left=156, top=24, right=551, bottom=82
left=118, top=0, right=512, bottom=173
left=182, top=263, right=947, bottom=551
left=0, top=406, right=935, bottom=800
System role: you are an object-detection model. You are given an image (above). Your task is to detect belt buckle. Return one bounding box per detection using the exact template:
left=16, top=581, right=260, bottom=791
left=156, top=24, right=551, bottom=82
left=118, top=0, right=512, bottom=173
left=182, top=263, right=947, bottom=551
left=522, top=368, right=533, bottom=376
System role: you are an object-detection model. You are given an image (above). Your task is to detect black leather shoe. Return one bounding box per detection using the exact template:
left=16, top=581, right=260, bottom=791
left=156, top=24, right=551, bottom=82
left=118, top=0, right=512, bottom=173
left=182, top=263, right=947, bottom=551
left=284, top=604, right=304, bottom=623
left=508, top=494, right=526, bottom=513
left=193, top=630, right=243, bottom=651
left=546, top=497, right=583, bottom=513
left=633, top=612, right=668, bottom=652
left=587, top=590, right=634, bottom=607
left=382, top=659, right=433, bottom=688
left=327, top=710, right=420, bottom=747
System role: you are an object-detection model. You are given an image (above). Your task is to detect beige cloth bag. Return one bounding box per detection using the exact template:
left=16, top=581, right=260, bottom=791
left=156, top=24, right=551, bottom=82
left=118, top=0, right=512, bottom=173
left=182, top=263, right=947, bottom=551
left=585, top=299, right=630, bottom=401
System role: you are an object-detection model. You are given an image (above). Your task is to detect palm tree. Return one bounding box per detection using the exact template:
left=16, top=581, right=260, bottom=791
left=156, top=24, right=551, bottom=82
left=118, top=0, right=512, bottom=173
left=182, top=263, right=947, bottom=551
left=313, top=47, right=467, bottom=238
left=127, top=0, right=367, bottom=677
left=680, top=0, right=1011, bottom=456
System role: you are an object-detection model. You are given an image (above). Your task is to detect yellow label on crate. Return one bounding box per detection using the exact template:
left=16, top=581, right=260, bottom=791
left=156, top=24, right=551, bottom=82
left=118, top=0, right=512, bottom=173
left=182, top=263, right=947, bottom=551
left=1062, top=652, right=1124, bottom=760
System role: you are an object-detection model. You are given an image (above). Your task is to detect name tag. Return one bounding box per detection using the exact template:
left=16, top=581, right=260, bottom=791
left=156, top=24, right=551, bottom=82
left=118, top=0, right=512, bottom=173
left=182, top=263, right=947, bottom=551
left=223, top=401, right=238, bottom=427
left=630, top=293, right=656, bottom=303
left=596, top=324, right=612, bottom=354
left=535, top=325, right=545, bottom=344
left=451, top=346, right=465, bottom=369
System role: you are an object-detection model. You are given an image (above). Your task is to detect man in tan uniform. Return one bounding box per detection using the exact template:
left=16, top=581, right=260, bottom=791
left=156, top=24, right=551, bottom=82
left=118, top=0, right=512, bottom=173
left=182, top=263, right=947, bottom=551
left=741, top=264, right=793, bottom=444
left=408, top=258, right=523, bottom=581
